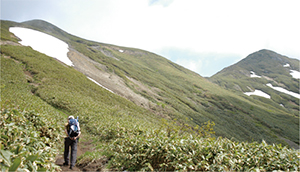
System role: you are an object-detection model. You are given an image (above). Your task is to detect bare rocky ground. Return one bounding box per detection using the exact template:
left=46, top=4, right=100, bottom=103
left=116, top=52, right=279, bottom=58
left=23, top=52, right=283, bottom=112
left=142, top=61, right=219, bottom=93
left=67, top=47, right=171, bottom=119
left=68, top=48, right=166, bottom=113
left=0, top=40, right=21, bottom=46
left=67, top=48, right=152, bottom=109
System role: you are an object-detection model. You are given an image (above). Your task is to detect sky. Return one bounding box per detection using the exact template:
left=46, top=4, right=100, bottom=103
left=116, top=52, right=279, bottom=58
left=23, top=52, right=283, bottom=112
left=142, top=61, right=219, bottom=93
left=1, top=0, right=300, bottom=77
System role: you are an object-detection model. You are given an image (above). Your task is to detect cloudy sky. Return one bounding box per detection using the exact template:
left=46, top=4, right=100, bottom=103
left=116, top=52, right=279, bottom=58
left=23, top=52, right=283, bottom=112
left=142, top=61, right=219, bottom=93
left=1, top=0, right=299, bottom=76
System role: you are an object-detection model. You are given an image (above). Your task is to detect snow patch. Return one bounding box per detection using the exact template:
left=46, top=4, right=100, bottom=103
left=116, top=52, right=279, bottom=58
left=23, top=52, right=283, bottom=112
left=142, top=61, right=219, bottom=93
left=87, top=77, right=114, bottom=93
left=119, top=49, right=124, bottom=53
left=9, top=27, right=73, bottom=66
left=266, top=83, right=300, bottom=99
left=290, top=70, right=300, bottom=79
left=244, top=90, right=271, bottom=99
left=282, top=63, right=299, bottom=79
left=250, top=71, right=261, bottom=78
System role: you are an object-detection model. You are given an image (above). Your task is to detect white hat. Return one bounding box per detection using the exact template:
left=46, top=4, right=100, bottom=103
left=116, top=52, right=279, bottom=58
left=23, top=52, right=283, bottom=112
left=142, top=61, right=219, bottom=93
left=68, top=115, right=74, bottom=120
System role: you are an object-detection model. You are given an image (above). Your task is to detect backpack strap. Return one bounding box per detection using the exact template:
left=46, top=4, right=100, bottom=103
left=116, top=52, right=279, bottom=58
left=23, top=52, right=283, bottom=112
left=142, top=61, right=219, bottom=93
left=68, top=119, right=74, bottom=137
left=68, top=118, right=79, bottom=138
left=68, top=125, right=72, bottom=137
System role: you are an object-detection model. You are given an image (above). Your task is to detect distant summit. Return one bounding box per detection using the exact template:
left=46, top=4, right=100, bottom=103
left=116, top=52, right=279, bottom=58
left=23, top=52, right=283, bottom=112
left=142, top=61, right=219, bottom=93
left=210, top=49, right=300, bottom=116
left=19, top=19, right=73, bottom=42
left=212, top=49, right=299, bottom=78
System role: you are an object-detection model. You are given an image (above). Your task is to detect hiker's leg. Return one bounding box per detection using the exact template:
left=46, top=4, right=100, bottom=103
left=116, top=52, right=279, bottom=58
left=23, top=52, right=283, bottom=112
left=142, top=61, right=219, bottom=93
left=64, top=137, right=71, bottom=164
left=70, top=139, right=78, bottom=167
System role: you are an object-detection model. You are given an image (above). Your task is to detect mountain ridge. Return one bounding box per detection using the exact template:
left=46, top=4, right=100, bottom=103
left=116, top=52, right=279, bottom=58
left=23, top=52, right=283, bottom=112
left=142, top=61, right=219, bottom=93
left=210, top=49, right=299, bottom=116
left=1, top=19, right=299, bottom=148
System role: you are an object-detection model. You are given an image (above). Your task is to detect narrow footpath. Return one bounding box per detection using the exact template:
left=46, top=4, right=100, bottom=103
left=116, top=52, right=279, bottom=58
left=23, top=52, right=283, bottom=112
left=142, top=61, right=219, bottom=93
left=55, top=138, right=108, bottom=171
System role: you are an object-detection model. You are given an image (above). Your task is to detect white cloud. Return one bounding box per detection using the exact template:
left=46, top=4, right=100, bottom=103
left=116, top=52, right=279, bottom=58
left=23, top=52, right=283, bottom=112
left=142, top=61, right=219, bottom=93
left=46, top=0, right=298, bottom=57
left=148, top=0, right=174, bottom=7
left=2, top=0, right=300, bottom=76
left=158, top=47, right=241, bottom=76
left=175, top=58, right=203, bottom=74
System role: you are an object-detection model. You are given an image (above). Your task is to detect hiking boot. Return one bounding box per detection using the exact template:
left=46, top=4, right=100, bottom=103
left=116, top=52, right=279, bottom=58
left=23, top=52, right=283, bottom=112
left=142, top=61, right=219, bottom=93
left=70, top=166, right=73, bottom=170
left=63, top=162, right=68, bottom=166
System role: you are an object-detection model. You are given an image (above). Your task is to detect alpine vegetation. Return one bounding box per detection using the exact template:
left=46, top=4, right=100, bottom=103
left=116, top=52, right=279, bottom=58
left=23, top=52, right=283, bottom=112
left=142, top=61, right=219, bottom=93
left=1, top=20, right=299, bottom=171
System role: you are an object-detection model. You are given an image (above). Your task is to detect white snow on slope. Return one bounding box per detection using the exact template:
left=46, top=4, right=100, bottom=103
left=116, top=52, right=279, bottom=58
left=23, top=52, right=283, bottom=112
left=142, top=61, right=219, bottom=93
left=266, top=83, right=300, bottom=99
left=250, top=71, right=261, bottom=78
left=290, top=70, right=300, bottom=79
left=246, top=66, right=300, bottom=99
left=244, top=90, right=271, bottom=99
left=9, top=27, right=73, bottom=66
left=282, top=63, right=300, bottom=79
left=87, top=77, right=114, bottom=93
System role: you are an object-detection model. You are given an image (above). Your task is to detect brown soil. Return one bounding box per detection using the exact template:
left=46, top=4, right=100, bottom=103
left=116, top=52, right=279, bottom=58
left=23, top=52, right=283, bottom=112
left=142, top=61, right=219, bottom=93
left=0, top=40, right=21, bottom=46
left=55, top=136, right=108, bottom=172
left=67, top=47, right=170, bottom=118
left=67, top=48, right=156, bottom=110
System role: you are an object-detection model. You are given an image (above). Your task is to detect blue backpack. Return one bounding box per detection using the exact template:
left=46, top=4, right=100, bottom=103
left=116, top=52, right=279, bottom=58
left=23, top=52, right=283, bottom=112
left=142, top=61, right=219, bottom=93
left=68, top=117, right=79, bottom=137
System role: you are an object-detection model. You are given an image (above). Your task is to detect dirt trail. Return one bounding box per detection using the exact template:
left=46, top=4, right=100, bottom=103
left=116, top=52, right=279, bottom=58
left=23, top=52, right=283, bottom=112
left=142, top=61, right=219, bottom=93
left=55, top=137, right=108, bottom=172
left=55, top=139, right=89, bottom=172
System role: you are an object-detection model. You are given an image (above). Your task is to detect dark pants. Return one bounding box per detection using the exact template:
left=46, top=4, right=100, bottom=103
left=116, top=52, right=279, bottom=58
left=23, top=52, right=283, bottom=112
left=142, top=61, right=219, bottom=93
left=64, top=137, right=78, bottom=167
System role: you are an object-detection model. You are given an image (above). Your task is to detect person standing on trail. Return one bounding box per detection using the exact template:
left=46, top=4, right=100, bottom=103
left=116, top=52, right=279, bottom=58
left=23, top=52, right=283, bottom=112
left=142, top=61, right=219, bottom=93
left=64, top=116, right=81, bottom=170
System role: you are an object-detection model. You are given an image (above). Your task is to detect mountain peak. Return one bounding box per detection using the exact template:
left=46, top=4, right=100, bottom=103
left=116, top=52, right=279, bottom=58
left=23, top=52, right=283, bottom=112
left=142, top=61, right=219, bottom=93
left=210, top=49, right=299, bottom=119
left=22, top=19, right=53, bottom=25
left=245, top=49, right=285, bottom=63
left=257, top=49, right=275, bottom=53
left=21, top=19, right=59, bottom=31
left=19, top=19, right=71, bottom=41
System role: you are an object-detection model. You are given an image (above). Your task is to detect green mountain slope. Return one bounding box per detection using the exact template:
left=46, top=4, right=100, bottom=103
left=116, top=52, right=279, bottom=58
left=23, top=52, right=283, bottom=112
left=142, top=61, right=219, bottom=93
left=210, top=49, right=299, bottom=116
left=1, top=20, right=299, bottom=146
left=1, top=21, right=163, bottom=171
left=1, top=19, right=299, bottom=171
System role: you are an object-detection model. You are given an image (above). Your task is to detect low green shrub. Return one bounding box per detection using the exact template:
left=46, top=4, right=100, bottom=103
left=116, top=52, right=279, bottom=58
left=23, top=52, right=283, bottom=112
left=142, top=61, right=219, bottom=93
left=108, top=132, right=299, bottom=171
left=0, top=106, right=61, bottom=172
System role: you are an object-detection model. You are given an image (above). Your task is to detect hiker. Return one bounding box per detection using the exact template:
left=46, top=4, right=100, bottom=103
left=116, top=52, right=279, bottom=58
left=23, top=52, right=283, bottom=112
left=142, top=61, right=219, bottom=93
left=64, top=115, right=81, bottom=170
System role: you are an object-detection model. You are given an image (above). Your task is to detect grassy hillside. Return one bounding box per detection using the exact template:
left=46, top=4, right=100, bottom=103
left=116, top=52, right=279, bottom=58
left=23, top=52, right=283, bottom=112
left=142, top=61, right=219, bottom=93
left=0, top=33, right=162, bottom=171
left=210, top=49, right=299, bottom=116
left=2, top=19, right=299, bottom=145
left=1, top=19, right=299, bottom=171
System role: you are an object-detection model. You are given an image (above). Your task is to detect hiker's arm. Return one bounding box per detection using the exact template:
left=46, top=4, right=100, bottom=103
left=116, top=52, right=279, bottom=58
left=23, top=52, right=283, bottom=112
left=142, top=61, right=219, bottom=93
left=74, top=132, right=81, bottom=140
